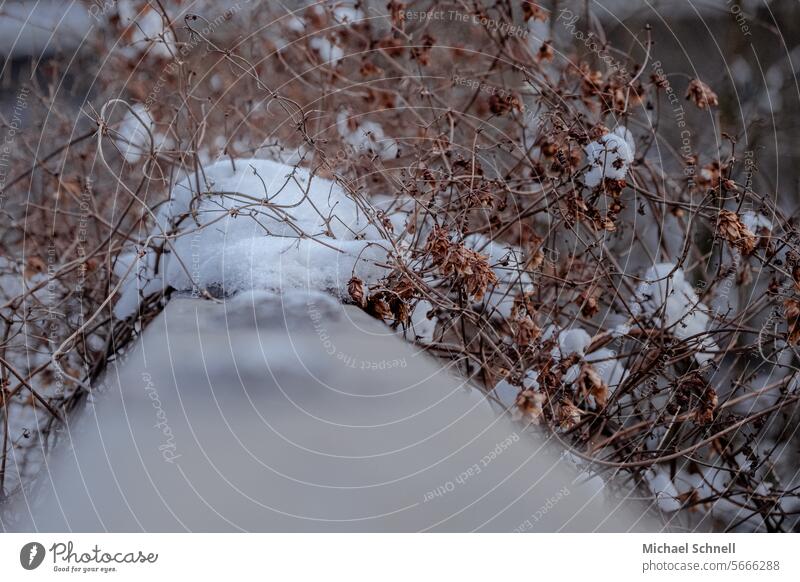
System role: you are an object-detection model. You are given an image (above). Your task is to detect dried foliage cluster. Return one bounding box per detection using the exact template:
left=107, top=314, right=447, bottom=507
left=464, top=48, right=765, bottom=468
left=2, top=0, right=800, bottom=531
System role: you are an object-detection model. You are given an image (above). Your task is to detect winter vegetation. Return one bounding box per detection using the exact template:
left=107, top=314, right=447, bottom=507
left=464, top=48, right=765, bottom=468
left=2, top=0, right=800, bottom=532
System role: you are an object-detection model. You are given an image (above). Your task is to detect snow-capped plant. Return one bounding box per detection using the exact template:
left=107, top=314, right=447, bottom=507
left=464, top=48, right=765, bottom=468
left=583, top=126, right=636, bottom=187
left=114, top=158, right=391, bottom=318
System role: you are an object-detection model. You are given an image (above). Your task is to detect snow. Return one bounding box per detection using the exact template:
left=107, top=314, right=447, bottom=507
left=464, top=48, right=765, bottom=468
left=117, top=0, right=176, bottom=59
left=114, top=158, right=390, bottom=318
left=645, top=468, right=682, bottom=513
left=310, top=36, right=344, bottom=64
left=491, top=370, right=539, bottom=409
left=115, top=103, right=154, bottom=163
left=112, top=248, right=163, bottom=319
left=330, top=1, right=364, bottom=24
left=491, top=378, right=518, bottom=408
left=371, top=194, right=424, bottom=241
left=0, top=257, right=23, bottom=299
left=585, top=347, right=629, bottom=390
left=527, top=16, right=550, bottom=54
left=522, top=369, right=540, bottom=390
left=463, top=234, right=534, bottom=319
left=584, top=127, right=635, bottom=187
left=547, top=327, right=629, bottom=397
left=282, top=13, right=305, bottom=33
left=741, top=211, right=772, bottom=233
left=0, top=1, right=90, bottom=58
left=551, top=327, right=592, bottom=360
left=336, top=110, right=399, bottom=160
left=408, top=299, right=437, bottom=343
left=634, top=263, right=718, bottom=364
left=562, top=452, right=606, bottom=496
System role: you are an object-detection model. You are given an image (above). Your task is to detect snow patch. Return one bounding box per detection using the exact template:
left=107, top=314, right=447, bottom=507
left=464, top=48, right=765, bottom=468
left=584, top=127, right=635, bottom=187
left=741, top=211, right=772, bottom=233
left=336, top=110, right=398, bottom=160
left=311, top=36, right=344, bottom=64
left=634, top=263, right=717, bottom=364
left=552, top=327, right=592, bottom=360
left=645, top=468, right=682, bottom=513
left=463, top=233, right=533, bottom=319
left=408, top=299, right=437, bottom=343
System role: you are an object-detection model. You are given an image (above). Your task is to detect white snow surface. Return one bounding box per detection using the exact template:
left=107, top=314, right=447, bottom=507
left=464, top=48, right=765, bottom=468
left=527, top=16, right=550, bottom=54
left=114, top=158, right=390, bottom=318
left=586, top=347, right=629, bottom=390
left=330, top=1, right=364, bottom=24
left=116, top=0, right=177, bottom=59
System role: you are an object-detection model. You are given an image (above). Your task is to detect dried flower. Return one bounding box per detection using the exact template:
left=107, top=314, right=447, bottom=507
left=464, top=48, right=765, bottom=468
left=694, top=386, right=718, bottom=425
left=784, top=298, right=800, bottom=344
left=513, top=389, right=546, bottom=424
left=514, top=315, right=541, bottom=346
left=488, top=91, right=524, bottom=117
left=387, top=1, right=405, bottom=26
left=717, top=210, right=756, bottom=255
left=411, top=34, right=435, bottom=66
left=367, top=295, right=392, bottom=320
left=686, top=79, right=719, bottom=109
left=378, top=36, right=405, bottom=57
left=522, top=1, right=549, bottom=21
left=425, top=227, right=498, bottom=301
left=557, top=399, right=582, bottom=431
left=579, top=364, right=608, bottom=407
left=348, top=276, right=366, bottom=307
left=577, top=291, right=599, bottom=318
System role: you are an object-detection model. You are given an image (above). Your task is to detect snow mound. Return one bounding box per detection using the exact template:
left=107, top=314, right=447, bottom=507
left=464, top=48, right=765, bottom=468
left=585, top=347, right=629, bottom=390
left=117, top=0, right=177, bottom=59
left=114, top=158, right=390, bottom=318
left=527, top=15, right=550, bottom=54
left=584, top=127, right=635, bottom=187
left=634, top=263, right=717, bottom=364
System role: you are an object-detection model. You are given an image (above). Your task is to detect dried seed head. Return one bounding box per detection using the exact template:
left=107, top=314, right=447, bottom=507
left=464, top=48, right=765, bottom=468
left=694, top=386, right=718, bottom=426
left=522, top=1, right=549, bottom=21
left=348, top=276, right=366, bottom=307
left=717, top=210, right=756, bottom=255
left=514, top=315, right=541, bottom=346
left=579, top=364, right=607, bottom=407
left=512, top=389, right=546, bottom=424
left=686, top=79, right=719, bottom=109
left=424, top=227, right=499, bottom=301
left=557, top=399, right=582, bottom=431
